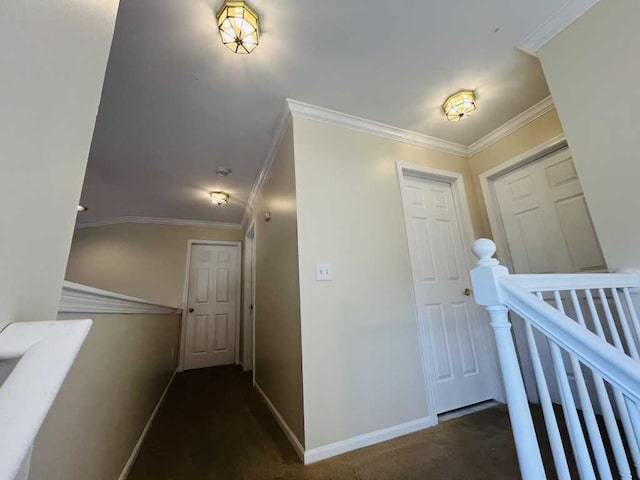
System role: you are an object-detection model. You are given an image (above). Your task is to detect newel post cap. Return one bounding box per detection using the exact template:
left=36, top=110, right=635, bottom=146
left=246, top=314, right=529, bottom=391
left=472, top=238, right=499, bottom=266
left=470, top=238, right=508, bottom=306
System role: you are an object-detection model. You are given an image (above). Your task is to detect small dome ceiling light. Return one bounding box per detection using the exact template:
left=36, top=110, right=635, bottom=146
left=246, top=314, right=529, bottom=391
left=217, top=1, right=260, bottom=54
left=210, top=191, right=230, bottom=206
left=216, top=167, right=232, bottom=177
left=77, top=205, right=88, bottom=212
left=443, top=90, right=477, bottom=121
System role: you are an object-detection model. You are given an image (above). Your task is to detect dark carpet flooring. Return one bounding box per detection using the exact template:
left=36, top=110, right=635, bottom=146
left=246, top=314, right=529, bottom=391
left=127, top=366, right=552, bottom=480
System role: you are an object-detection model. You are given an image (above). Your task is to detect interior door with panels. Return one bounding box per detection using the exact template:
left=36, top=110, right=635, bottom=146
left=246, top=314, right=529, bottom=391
left=494, top=148, right=605, bottom=275
left=403, top=174, right=494, bottom=414
left=184, top=244, right=239, bottom=370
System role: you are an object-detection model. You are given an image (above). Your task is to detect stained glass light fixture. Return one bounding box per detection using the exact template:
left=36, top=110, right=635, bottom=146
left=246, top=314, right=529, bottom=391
left=210, top=191, right=230, bottom=205
left=442, top=91, right=477, bottom=121
left=216, top=1, right=260, bottom=54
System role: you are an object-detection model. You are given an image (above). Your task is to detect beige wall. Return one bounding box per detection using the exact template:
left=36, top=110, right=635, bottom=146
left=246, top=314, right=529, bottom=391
left=66, top=223, right=243, bottom=308
left=30, top=312, right=180, bottom=480
left=468, top=109, right=565, bottom=237
left=292, top=117, right=479, bottom=449
left=0, top=0, right=119, bottom=330
left=253, top=119, right=305, bottom=445
left=539, top=0, right=640, bottom=271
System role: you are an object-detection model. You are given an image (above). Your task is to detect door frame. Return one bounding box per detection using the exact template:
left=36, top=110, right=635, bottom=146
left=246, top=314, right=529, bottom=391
left=243, top=223, right=256, bottom=373
left=479, top=134, right=567, bottom=271
left=178, top=239, right=242, bottom=372
left=396, top=162, right=503, bottom=424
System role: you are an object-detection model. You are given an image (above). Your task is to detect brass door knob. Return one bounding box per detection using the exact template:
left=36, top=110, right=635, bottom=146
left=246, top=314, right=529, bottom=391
left=464, top=288, right=473, bottom=297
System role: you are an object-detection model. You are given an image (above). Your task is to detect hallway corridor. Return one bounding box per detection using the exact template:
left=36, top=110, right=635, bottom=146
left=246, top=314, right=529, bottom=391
left=127, top=366, right=530, bottom=479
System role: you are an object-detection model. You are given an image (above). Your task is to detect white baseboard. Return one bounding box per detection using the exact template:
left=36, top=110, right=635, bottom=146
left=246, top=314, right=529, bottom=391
left=304, top=415, right=434, bottom=465
left=118, top=370, right=177, bottom=480
left=254, top=383, right=305, bottom=462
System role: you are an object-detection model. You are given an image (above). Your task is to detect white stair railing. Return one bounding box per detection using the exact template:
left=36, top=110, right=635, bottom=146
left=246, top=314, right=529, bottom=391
left=470, top=238, right=640, bottom=480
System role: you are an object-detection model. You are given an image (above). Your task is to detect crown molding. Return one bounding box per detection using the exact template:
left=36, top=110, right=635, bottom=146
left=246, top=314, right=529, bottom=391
left=518, top=0, right=600, bottom=55
left=240, top=96, right=557, bottom=223
left=467, top=96, right=555, bottom=157
left=75, top=216, right=242, bottom=230
left=286, top=99, right=469, bottom=158
left=241, top=102, right=292, bottom=228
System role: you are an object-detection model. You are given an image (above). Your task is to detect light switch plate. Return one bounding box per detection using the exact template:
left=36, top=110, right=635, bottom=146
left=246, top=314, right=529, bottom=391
left=316, top=263, right=332, bottom=281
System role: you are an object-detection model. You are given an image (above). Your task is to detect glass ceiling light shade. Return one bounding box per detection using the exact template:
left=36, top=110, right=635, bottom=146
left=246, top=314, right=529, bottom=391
left=210, top=191, right=230, bottom=205
left=217, top=1, right=260, bottom=54
left=443, top=91, right=477, bottom=121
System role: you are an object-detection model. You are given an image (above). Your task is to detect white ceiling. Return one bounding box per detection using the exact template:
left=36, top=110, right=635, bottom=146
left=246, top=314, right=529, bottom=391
left=78, top=0, right=564, bottom=226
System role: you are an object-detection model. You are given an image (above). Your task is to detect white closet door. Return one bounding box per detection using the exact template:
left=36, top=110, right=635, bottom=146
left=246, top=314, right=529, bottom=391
left=403, top=175, right=493, bottom=414
left=494, top=148, right=606, bottom=275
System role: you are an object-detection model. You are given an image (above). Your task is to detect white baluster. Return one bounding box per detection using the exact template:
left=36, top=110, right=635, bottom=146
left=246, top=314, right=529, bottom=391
left=523, top=318, right=571, bottom=479
left=585, top=289, right=640, bottom=476
left=611, top=288, right=640, bottom=359
left=539, top=291, right=596, bottom=480
left=624, top=397, right=640, bottom=448
left=553, top=290, right=611, bottom=480
left=471, top=239, right=546, bottom=480
left=570, top=290, right=632, bottom=480
left=622, top=288, right=640, bottom=353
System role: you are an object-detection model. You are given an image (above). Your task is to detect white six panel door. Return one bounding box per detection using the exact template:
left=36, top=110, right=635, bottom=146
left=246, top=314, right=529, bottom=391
left=403, top=174, right=493, bottom=414
left=493, top=148, right=606, bottom=275
left=184, top=244, right=239, bottom=370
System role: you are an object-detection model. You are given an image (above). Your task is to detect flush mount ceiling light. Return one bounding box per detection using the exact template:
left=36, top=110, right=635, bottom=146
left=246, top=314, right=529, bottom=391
left=210, top=191, right=230, bottom=206
left=217, top=1, right=260, bottom=54
left=77, top=205, right=87, bottom=212
left=443, top=90, right=477, bottom=121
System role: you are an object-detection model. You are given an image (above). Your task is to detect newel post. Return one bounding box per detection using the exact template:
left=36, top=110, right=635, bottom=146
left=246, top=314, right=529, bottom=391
left=470, top=239, right=546, bottom=480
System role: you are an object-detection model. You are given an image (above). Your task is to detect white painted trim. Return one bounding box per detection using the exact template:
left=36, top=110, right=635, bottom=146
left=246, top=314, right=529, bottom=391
left=0, top=320, right=92, bottom=480
left=396, top=162, right=504, bottom=411
left=287, top=99, right=468, bottom=157
left=75, top=216, right=242, bottom=231
left=241, top=96, right=560, bottom=227
left=14, top=447, right=32, bottom=480
left=119, top=370, right=176, bottom=480
left=59, top=281, right=182, bottom=314
left=178, top=240, right=243, bottom=372
left=478, top=135, right=568, bottom=272
left=518, top=0, right=600, bottom=55
left=467, top=97, right=555, bottom=156
left=241, top=105, right=292, bottom=228
left=254, top=382, right=305, bottom=462
left=304, top=416, right=433, bottom=465
left=286, top=98, right=557, bottom=160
